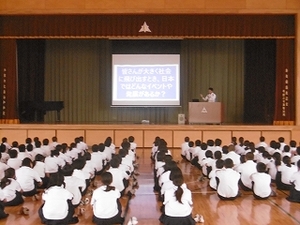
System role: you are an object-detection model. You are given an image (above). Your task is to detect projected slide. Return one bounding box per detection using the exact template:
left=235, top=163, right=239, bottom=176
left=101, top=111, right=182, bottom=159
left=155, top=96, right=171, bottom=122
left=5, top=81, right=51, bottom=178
left=112, top=54, right=180, bottom=106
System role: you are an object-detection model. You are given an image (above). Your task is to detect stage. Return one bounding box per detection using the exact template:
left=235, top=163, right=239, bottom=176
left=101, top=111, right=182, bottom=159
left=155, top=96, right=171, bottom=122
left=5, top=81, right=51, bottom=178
left=0, top=124, right=299, bottom=148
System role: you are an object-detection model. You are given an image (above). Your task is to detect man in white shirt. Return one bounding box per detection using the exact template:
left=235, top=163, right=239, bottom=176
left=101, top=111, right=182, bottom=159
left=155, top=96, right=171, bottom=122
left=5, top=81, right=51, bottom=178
left=236, top=152, right=257, bottom=191
left=286, top=160, right=300, bottom=203
left=200, top=87, right=216, bottom=102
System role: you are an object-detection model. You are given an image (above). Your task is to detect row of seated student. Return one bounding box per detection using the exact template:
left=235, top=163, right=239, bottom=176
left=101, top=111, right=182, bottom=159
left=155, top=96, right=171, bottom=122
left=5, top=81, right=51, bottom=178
left=0, top=135, right=139, bottom=225
left=180, top=136, right=300, bottom=203
left=151, top=136, right=205, bottom=225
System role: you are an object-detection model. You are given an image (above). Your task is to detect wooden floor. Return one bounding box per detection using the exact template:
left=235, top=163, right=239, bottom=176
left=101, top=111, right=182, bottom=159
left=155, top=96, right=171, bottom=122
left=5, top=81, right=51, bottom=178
left=1, top=149, right=300, bottom=225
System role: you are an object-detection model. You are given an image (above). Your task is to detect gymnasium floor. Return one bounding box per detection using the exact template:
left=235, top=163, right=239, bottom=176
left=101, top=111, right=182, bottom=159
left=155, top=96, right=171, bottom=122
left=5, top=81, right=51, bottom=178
left=2, top=149, right=300, bottom=225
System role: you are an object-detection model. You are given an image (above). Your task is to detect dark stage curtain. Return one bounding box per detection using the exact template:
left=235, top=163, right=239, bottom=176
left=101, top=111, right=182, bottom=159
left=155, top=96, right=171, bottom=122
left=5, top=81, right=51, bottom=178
left=17, top=39, right=46, bottom=122
left=0, top=39, right=19, bottom=124
left=244, top=40, right=276, bottom=124
left=273, top=39, right=295, bottom=125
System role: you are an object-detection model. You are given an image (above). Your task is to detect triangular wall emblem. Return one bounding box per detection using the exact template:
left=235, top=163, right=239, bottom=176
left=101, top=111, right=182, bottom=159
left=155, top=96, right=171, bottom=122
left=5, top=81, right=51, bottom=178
left=201, top=107, right=208, bottom=113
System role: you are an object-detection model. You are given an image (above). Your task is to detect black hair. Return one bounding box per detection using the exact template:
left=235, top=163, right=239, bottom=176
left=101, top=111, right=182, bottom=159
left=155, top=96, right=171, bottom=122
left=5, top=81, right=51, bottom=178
left=12, top=141, right=18, bottom=148
left=8, top=149, right=18, bottom=158
left=104, top=137, right=112, bottom=147
left=35, top=141, right=41, bottom=148
left=172, top=172, right=184, bottom=204
left=245, top=152, right=254, bottom=161
left=259, top=136, right=265, bottom=142
left=215, top=138, right=222, bottom=146
left=92, top=144, right=99, bottom=152
left=184, top=136, right=190, bottom=142
left=26, top=143, right=33, bottom=152
left=35, top=154, right=45, bottom=162
left=1, top=137, right=7, bottom=143
left=0, top=168, right=15, bottom=189
left=47, top=172, right=65, bottom=188
left=188, top=141, right=194, bottom=148
left=43, top=138, right=49, bottom=145
left=205, top=150, right=213, bottom=158
left=290, top=140, right=297, bottom=148
left=216, top=159, right=224, bottom=169
left=128, top=136, right=135, bottom=143
left=283, top=145, right=290, bottom=153
left=256, top=162, right=267, bottom=173
left=99, top=143, right=105, bottom=152
left=200, top=142, right=207, bottom=150
left=121, top=141, right=130, bottom=151
left=110, top=155, right=121, bottom=168
left=282, top=156, right=291, bottom=167
left=195, top=140, right=201, bottom=146
left=19, top=144, right=26, bottom=152
left=22, top=158, right=33, bottom=168
left=214, top=151, right=222, bottom=160
left=224, top=158, right=234, bottom=168
left=207, top=139, right=214, bottom=147
left=62, top=164, right=74, bottom=176
left=101, top=172, right=115, bottom=192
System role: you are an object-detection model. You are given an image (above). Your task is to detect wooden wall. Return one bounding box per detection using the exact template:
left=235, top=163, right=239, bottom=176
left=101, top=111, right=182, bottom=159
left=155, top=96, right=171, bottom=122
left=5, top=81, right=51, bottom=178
left=0, top=0, right=299, bottom=14
left=0, top=124, right=299, bottom=148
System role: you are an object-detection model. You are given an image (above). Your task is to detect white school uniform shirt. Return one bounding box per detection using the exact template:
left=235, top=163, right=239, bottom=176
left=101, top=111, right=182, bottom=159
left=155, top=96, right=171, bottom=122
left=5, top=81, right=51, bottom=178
left=33, top=161, right=46, bottom=178
left=278, top=164, right=297, bottom=185
left=1, top=178, right=22, bottom=202
left=290, top=170, right=300, bottom=191
left=16, top=166, right=42, bottom=192
left=104, top=146, right=114, bottom=161
left=159, top=170, right=171, bottom=187
left=64, top=176, right=86, bottom=205
left=91, top=152, right=105, bottom=172
left=45, top=156, right=65, bottom=173
left=0, top=152, right=9, bottom=163
left=216, top=168, right=240, bottom=198
left=3, top=142, right=11, bottom=152
left=164, top=183, right=193, bottom=217
left=209, top=168, right=223, bottom=190
left=235, top=145, right=246, bottom=155
left=49, top=142, right=60, bottom=151
left=82, top=160, right=96, bottom=179
left=200, top=157, right=214, bottom=176
left=41, top=145, right=51, bottom=157
left=108, top=167, right=130, bottom=192
left=130, top=142, right=137, bottom=151
left=32, top=147, right=45, bottom=158
left=58, top=152, right=72, bottom=165
left=181, top=142, right=189, bottom=156
left=236, top=160, right=257, bottom=189
left=0, top=162, right=9, bottom=179
left=251, top=172, right=272, bottom=198
left=160, top=180, right=175, bottom=195
left=291, top=155, right=300, bottom=164
left=267, top=159, right=279, bottom=180
left=212, top=146, right=222, bottom=154
left=225, top=151, right=241, bottom=166
left=202, top=92, right=216, bottom=102
left=197, top=150, right=207, bottom=164
left=121, top=155, right=134, bottom=172
left=91, top=185, right=121, bottom=219
left=72, top=169, right=87, bottom=191
left=42, top=186, right=73, bottom=220
left=17, top=152, right=30, bottom=161
left=255, top=142, right=268, bottom=149
left=7, top=158, right=22, bottom=170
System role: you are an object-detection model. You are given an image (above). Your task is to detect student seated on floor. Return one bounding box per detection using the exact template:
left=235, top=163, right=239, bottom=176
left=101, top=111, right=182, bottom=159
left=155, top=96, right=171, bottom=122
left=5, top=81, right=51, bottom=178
left=215, top=158, right=240, bottom=200
left=286, top=160, right=300, bottom=203
left=38, top=172, right=78, bottom=225
left=91, top=172, right=124, bottom=225
left=250, top=162, right=273, bottom=200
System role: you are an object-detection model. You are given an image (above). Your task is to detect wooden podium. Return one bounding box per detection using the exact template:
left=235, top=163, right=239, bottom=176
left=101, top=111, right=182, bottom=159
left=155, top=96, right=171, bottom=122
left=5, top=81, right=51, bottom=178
left=188, top=102, right=223, bottom=124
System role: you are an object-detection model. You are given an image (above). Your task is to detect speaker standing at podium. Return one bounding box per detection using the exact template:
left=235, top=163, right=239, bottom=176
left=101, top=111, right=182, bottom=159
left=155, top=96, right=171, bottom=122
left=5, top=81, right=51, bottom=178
left=200, top=87, right=216, bottom=102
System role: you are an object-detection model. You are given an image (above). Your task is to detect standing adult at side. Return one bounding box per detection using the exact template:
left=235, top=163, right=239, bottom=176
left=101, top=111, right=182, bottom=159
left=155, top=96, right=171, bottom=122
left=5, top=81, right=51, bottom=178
left=200, top=87, right=216, bottom=102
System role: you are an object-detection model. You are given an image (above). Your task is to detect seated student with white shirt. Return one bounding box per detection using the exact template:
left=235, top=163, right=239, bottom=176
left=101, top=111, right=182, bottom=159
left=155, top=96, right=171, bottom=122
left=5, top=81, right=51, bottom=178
left=159, top=171, right=196, bottom=225
left=181, top=137, right=190, bottom=160
left=16, top=158, right=42, bottom=198
left=39, top=172, right=78, bottom=225
left=216, top=158, right=240, bottom=200
left=292, top=147, right=300, bottom=164
left=276, top=156, right=297, bottom=190
left=7, top=149, right=22, bottom=170
left=1, top=168, right=24, bottom=206
left=209, top=159, right=224, bottom=190
left=250, top=162, right=273, bottom=200
left=236, top=152, right=257, bottom=191
left=91, top=172, right=124, bottom=225
left=107, top=155, right=130, bottom=196
left=286, top=160, right=300, bottom=203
